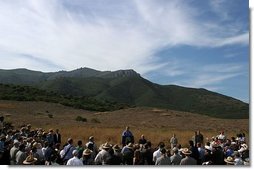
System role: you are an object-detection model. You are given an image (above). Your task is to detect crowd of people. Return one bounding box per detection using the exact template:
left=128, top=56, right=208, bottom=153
left=0, top=118, right=250, bottom=166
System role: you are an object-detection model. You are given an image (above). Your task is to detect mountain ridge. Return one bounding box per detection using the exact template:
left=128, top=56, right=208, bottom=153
left=0, top=67, right=249, bottom=119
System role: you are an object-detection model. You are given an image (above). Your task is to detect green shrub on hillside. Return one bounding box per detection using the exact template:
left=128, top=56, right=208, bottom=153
left=48, top=113, right=53, bottom=118
left=0, top=83, right=127, bottom=112
left=91, top=118, right=100, bottom=123
left=75, top=116, right=87, bottom=122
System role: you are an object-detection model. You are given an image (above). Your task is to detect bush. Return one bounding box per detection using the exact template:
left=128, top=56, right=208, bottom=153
left=75, top=116, right=87, bottom=122
left=91, top=118, right=100, bottom=123
left=48, top=113, right=53, bottom=118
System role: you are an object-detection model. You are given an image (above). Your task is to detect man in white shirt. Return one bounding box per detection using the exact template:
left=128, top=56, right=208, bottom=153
left=66, top=150, right=83, bottom=166
left=153, top=142, right=165, bottom=164
left=218, top=131, right=226, bottom=142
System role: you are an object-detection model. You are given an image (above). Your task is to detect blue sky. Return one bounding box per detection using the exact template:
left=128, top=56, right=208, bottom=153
left=0, top=0, right=250, bottom=102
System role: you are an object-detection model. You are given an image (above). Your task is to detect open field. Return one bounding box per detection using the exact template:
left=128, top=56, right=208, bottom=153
left=0, top=100, right=249, bottom=148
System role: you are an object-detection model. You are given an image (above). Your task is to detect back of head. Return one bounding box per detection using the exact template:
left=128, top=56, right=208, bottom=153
left=160, top=148, right=166, bottom=154
left=146, top=141, right=152, bottom=147
left=159, top=142, right=165, bottom=149
left=172, top=147, right=178, bottom=154
left=77, top=140, right=82, bottom=146
left=89, top=136, right=94, bottom=141
left=72, top=150, right=78, bottom=156
left=68, top=138, right=73, bottom=144
left=19, top=144, right=25, bottom=151
left=189, top=140, right=194, bottom=146
left=87, top=143, right=94, bottom=150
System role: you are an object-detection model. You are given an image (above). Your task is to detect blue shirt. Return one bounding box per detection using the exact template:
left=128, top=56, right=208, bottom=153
left=63, top=144, right=76, bottom=161
left=0, top=141, right=4, bottom=152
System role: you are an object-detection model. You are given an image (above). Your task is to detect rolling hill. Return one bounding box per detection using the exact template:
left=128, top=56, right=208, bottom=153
left=0, top=68, right=249, bottom=119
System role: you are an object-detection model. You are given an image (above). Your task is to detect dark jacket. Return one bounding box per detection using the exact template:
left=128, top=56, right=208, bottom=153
left=53, top=133, right=61, bottom=144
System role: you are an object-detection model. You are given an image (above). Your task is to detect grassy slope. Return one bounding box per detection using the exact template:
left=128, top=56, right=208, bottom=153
left=0, top=100, right=249, bottom=147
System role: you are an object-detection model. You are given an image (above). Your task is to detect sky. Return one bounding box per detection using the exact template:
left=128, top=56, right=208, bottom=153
left=0, top=0, right=250, bottom=103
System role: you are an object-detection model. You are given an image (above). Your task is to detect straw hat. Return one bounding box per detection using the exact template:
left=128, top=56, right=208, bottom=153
left=102, top=142, right=112, bottom=149
left=23, top=155, right=37, bottom=165
left=83, top=149, right=92, bottom=156
left=224, top=156, right=235, bottom=165
left=181, top=148, right=192, bottom=155
left=126, top=143, right=133, bottom=149
left=113, top=144, right=121, bottom=151
left=32, top=142, right=38, bottom=148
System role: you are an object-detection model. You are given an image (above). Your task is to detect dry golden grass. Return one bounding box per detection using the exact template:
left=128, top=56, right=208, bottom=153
left=0, top=100, right=249, bottom=147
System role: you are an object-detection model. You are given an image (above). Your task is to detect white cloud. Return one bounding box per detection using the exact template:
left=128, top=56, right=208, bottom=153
left=0, top=0, right=249, bottom=75
left=190, top=73, right=242, bottom=87
left=214, top=33, right=249, bottom=47
left=164, top=62, right=246, bottom=91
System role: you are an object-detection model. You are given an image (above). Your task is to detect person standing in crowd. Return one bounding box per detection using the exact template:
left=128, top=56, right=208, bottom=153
left=155, top=148, right=171, bottom=165
left=170, top=133, right=178, bottom=149
left=112, top=144, right=123, bottom=164
left=196, top=130, right=204, bottom=145
left=107, top=148, right=122, bottom=165
left=138, top=135, right=147, bottom=145
left=46, top=129, right=54, bottom=145
left=62, top=138, right=76, bottom=164
left=0, top=135, right=5, bottom=153
left=180, top=148, right=197, bottom=165
left=86, top=136, right=98, bottom=154
left=30, top=144, right=41, bottom=165
left=170, top=147, right=182, bottom=165
left=66, top=150, right=83, bottom=166
left=10, top=141, right=20, bottom=165
left=188, top=140, right=199, bottom=161
left=15, top=144, right=27, bottom=165
left=76, top=140, right=84, bottom=159
left=44, top=142, right=55, bottom=165
left=121, top=126, right=134, bottom=147
left=121, top=143, right=134, bottom=165
left=81, top=149, right=94, bottom=165
left=133, top=150, right=143, bottom=165
left=218, top=131, right=226, bottom=143
left=141, top=141, right=153, bottom=165
left=153, top=142, right=165, bottom=164
left=211, top=144, right=224, bottom=165
left=233, top=151, right=244, bottom=165
left=192, top=131, right=198, bottom=146
left=197, top=143, right=205, bottom=165
left=94, top=142, right=112, bottom=165
left=53, top=129, right=61, bottom=144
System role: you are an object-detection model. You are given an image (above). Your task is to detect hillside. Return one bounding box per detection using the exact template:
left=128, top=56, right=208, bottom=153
left=0, top=100, right=249, bottom=146
left=0, top=68, right=249, bottom=119
left=0, top=84, right=127, bottom=112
